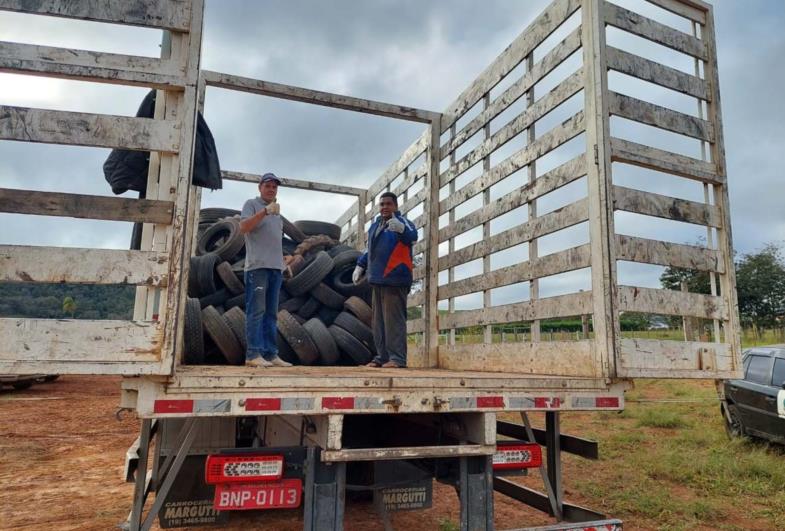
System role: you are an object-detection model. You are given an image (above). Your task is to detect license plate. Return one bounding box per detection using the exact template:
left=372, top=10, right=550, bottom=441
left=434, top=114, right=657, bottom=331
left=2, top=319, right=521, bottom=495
left=213, top=478, right=302, bottom=510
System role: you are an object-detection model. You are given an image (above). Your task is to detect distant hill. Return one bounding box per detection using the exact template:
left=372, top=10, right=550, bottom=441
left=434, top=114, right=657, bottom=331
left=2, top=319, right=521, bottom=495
left=0, top=283, right=135, bottom=320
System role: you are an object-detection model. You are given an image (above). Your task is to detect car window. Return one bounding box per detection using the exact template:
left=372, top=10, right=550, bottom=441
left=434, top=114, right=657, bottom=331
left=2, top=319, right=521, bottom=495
left=772, top=358, right=785, bottom=387
left=745, top=355, right=771, bottom=385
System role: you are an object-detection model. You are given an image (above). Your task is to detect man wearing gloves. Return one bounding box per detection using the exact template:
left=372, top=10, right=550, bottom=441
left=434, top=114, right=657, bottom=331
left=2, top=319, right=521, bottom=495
left=239, top=172, right=292, bottom=368
left=353, top=192, right=418, bottom=368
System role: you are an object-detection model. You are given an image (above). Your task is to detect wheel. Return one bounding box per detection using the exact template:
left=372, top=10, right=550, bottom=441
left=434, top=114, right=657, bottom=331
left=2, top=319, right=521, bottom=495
left=724, top=403, right=745, bottom=439
left=11, top=380, right=33, bottom=390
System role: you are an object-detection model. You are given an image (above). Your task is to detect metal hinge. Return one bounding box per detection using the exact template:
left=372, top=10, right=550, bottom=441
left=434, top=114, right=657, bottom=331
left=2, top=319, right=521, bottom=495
left=594, top=144, right=599, bottom=165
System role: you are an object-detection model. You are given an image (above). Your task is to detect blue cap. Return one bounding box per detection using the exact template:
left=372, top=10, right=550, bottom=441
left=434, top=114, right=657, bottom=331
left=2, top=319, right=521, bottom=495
left=260, top=172, right=281, bottom=184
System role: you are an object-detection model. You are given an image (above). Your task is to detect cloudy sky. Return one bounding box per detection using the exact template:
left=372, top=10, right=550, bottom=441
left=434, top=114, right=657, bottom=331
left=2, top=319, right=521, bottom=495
left=1, top=0, right=783, bottom=305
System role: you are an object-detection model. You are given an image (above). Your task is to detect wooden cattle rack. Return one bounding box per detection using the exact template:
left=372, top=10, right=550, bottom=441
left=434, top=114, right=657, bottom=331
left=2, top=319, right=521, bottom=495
left=0, top=0, right=741, bottom=384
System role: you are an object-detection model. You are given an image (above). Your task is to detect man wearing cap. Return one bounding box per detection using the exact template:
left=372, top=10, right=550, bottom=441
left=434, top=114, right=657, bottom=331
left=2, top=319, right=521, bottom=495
left=239, top=172, right=292, bottom=368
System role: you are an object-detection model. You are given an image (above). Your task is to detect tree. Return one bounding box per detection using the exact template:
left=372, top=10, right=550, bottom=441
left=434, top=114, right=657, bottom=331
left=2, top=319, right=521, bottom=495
left=62, top=296, right=77, bottom=318
left=735, top=244, right=785, bottom=328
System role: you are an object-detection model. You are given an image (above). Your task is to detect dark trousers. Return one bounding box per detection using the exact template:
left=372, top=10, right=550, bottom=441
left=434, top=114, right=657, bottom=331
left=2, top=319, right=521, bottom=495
left=370, top=285, right=409, bottom=367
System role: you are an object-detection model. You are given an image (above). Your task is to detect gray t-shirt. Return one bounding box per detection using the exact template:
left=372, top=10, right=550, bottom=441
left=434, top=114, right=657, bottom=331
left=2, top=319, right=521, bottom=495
left=241, top=197, right=285, bottom=271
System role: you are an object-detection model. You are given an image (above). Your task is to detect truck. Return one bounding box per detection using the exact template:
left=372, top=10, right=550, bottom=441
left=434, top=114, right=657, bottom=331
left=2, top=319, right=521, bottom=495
left=0, top=0, right=740, bottom=529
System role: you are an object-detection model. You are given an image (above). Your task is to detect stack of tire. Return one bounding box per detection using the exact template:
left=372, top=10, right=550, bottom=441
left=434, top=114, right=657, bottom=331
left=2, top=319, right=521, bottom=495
left=184, top=209, right=375, bottom=367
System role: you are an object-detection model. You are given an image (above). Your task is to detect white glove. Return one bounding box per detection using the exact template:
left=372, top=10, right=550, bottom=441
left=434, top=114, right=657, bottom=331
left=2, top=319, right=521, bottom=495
left=352, top=266, right=365, bottom=285
left=386, top=217, right=405, bottom=233
left=265, top=201, right=280, bottom=215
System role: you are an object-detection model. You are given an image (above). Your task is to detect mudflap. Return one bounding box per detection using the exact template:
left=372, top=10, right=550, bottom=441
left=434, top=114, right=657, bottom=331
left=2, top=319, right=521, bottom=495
left=158, top=456, right=229, bottom=529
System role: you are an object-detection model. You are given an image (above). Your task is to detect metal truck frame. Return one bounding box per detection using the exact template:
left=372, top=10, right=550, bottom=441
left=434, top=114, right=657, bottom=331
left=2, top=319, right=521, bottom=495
left=0, top=0, right=738, bottom=529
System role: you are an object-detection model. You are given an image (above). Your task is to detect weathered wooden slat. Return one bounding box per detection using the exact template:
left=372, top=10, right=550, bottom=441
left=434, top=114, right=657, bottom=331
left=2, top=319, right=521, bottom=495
left=620, top=338, right=732, bottom=372
left=612, top=185, right=720, bottom=226
left=617, top=285, right=727, bottom=320
left=407, top=290, right=425, bottom=308
left=221, top=170, right=365, bottom=196
left=400, top=187, right=427, bottom=216
left=645, top=0, right=707, bottom=24
left=0, top=188, right=174, bottom=224
left=442, top=0, right=581, bottom=130
left=440, top=116, right=586, bottom=215
left=603, top=2, right=706, bottom=59
left=443, top=27, right=582, bottom=157
left=439, top=244, right=591, bottom=300
left=440, top=291, right=593, bottom=329
left=0, top=245, right=169, bottom=286
left=608, top=91, right=714, bottom=142
left=441, top=72, right=584, bottom=187
left=610, top=138, right=719, bottom=184
left=439, top=340, right=597, bottom=377
left=407, top=319, right=425, bottom=334
left=606, top=47, right=709, bottom=101
left=203, top=70, right=437, bottom=124
left=0, top=41, right=184, bottom=88
left=439, top=198, right=589, bottom=270
left=439, top=155, right=587, bottom=241
left=0, top=106, right=180, bottom=152
left=368, top=131, right=430, bottom=199
left=0, top=0, right=192, bottom=30
left=0, top=318, right=162, bottom=363
left=615, top=235, right=724, bottom=273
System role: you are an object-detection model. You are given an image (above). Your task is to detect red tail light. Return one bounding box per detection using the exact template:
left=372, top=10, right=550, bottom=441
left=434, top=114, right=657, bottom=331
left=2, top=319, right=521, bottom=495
left=205, top=454, right=284, bottom=484
left=493, top=442, right=542, bottom=470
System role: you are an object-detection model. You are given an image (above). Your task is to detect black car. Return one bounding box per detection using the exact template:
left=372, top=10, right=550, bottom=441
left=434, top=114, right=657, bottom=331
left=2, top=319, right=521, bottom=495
left=721, top=346, right=785, bottom=444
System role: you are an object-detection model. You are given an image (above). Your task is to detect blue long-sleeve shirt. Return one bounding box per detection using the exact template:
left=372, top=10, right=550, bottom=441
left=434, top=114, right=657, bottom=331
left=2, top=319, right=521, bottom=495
left=357, top=211, right=417, bottom=287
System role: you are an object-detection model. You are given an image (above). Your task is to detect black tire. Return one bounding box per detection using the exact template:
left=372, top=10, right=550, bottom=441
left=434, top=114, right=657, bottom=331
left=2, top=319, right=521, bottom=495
left=188, top=253, right=221, bottom=297
left=297, top=297, right=321, bottom=319
left=282, top=237, right=299, bottom=255
left=294, top=235, right=338, bottom=259
left=43, top=375, right=60, bottom=382
left=184, top=297, right=205, bottom=365
left=216, top=261, right=244, bottom=295
left=277, top=310, right=319, bottom=365
left=197, top=218, right=245, bottom=261
left=331, top=267, right=371, bottom=298
left=202, top=305, right=244, bottom=365
left=327, top=244, right=354, bottom=257
left=303, top=318, right=340, bottom=365
left=331, top=250, right=362, bottom=273
left=282, top=216, right=306, bottom=243
left=333, top=312, right=375, bottom=353
left=280, top=296, right=306, bottom=313
left=293, top=313, right=307, bottom=325
left=199, top=288, right=229, bottom=309
left=276, top=333, right=298, bottom=364
left=724, top=403, right=745, bottom=439
left=285, top=251, right=334, bottom=296
left=311, top=283, right=346, bottom=310
left=200, top=207, right=240, bottom=224
left=11, top=380, right=33, bottom=390
left=329, top=324, right=372, bottom=365
left=225, top=293, right=245, bottom=311
left=316, top=306, right=341, bottom=326
left=344, top=296, right=372, bottom=327
left=294, top=220, right=342, bottom=240
left=223, top=306, right=247, bottom=352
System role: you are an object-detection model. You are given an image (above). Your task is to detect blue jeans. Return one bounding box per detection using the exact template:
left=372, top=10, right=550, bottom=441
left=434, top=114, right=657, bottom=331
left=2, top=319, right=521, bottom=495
left=244, top=268, right=282, bottom=361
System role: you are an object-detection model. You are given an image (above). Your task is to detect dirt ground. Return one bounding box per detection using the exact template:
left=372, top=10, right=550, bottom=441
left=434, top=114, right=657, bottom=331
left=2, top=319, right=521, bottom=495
left=0, top=376, right=559, bottom=531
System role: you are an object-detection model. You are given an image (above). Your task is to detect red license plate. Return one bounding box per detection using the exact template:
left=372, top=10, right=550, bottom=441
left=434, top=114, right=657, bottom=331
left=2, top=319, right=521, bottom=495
left=213, top=478, right=302, bottom=510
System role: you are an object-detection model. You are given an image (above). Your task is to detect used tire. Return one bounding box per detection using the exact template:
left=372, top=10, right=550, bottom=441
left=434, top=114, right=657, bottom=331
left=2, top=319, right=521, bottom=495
left=311, top=282, right=346, bottom=310
left=316, top=306, right=341, bottom=326
left=282, top=216, right=306, bottom=243
left=217, top=261, right=244, bottom=295
left=285, top=251, right=334, bottom=296
left=223, top=306, right=247, bottom=352
left=280, top=295, right=306, bottom=313
left=327, top=244, right=354, bottom=257
left=294, top=220, right=342, bottom=240
left=199, top=288, right=229, bottom=309
left=329, top=324, right=372, bottom=365
left=344, top=296, right=372, bottom=327
left=333, top=311, right=375, bottom=353
left=297, top=297, right=321, bottom=319
left=331, top=249, right=361, bottom=273
left=197, top=218, right=245, bottom=261
left=303, top=318, right=340, bottom=365
left=225, top=293, right=245, bottom=311
left=189, top=253, right=221, bottom=297
left=277, top=333, right=298, bottom=364
left=277, top=310, right=319, bottom=365
left=331, top=266, right=370, bottom=298
left=200, top=207, right=240, bottom=224
left=184, top=297, right=205, bottom=365
left=294, top=234, right=338, bottom=258
left=202, top=305, right=244, bottom=365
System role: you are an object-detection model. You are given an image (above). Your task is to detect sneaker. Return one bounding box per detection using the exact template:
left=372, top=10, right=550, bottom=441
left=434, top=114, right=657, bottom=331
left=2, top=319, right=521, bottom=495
left=246, top=357, right=272, bottom=368
left=268, top=356, right=293, bottom=367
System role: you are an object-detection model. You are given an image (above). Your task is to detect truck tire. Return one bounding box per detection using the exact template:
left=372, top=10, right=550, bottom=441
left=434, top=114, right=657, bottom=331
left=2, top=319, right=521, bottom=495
left=184, top=297, right=205, bottom=365
left=277, top=333, right=298, bottom=364
left=297, top=297, right=321, bottom=319
left=294, top=220, right=342, bottom=240
left=285, top=251, right=333, bottom=296
left=316, top=306, right=341, bottom=326
left=199, top=288, right=229, bottom=309
left=223, top=306, right=247, bottom=352
left=330, top=249, right=362, bottom=273
left=200, top=207, right=240, bottom=224
left=724, top=403, right=745, bottom=439
left=225, top=293, right=245, bottom=311
left=282, top=216, right=306, bottom=243
left=311, top=282, right=346, bottom=310
left=197, top=218, right=245, bottom=261
left=303, top=318, right=340, bottom=365
left=282, top=237, right=299, bottom=255
left=280, top=295, right=307, bottom=313
left=216, top=261, right=244, bottom=295
left=294, top=234, right=338, bottom=258
left=329, top=324, right=372, bottom=365
left=333, top=312, right=375, bottom=353
left=189, top=253, right=221, bottom=297
left=344, top=296, right=372, bottom=327
left=202, top=305, right=244, bottom=365
left=331, top=266, right=370, bottom=298
left=277, top=310, right=319, bottom=365
left=327, top=244, right=354, bottom=257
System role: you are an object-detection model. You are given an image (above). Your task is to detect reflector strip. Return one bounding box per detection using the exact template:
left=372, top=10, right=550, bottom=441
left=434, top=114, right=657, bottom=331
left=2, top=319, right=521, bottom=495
left=154, top=399, right=193, bottom=414
left=595, top=396, right=620, bottom=408
left=245, top=398, right=282, bottom=411
left=322, top=397, right=355, bottom=410
left=477, top=396, right=505, bottom=408
left=534, top=397, right=562, bottom=409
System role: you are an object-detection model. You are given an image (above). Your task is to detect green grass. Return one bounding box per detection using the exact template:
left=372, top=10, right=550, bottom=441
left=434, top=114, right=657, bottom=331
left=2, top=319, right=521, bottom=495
left=635, top=407, right=690, bottom=429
